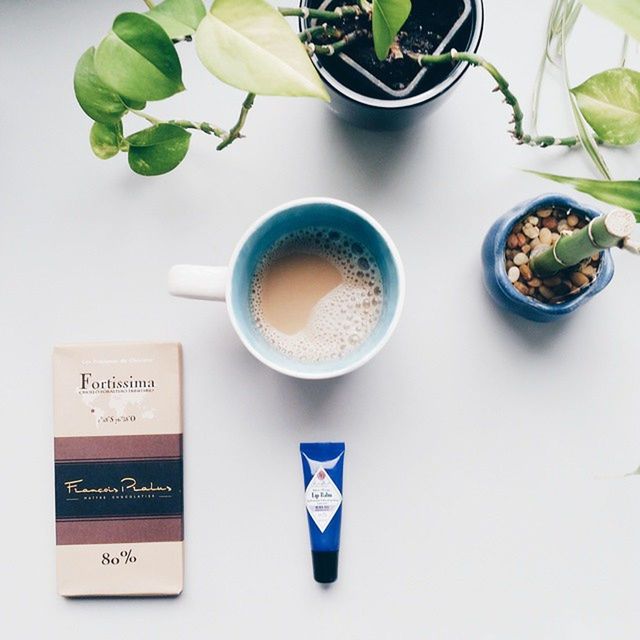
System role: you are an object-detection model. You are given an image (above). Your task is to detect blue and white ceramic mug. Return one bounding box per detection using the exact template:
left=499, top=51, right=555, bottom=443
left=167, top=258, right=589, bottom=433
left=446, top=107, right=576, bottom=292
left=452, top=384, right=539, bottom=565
left=169, top=198, right=405, bottom=379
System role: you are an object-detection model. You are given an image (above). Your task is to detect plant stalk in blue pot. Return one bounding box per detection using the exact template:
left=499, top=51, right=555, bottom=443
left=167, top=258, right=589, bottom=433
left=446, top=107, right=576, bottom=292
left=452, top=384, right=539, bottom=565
left=481, top=194, right=636, bottom=323
left=296, top=0, right=484, bottom=130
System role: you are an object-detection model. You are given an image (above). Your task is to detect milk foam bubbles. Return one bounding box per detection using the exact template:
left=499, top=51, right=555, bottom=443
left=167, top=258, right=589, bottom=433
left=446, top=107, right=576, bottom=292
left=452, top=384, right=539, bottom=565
left=250, top=228, right=383, bottom=362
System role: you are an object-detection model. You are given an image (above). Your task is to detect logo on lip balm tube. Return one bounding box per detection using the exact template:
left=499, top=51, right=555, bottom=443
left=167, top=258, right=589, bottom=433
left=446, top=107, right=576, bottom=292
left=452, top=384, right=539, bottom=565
left=305, top=467, right=342, bottom=533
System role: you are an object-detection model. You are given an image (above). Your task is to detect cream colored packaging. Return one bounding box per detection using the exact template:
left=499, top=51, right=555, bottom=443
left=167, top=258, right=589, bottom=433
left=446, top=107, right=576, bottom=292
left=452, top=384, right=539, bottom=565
left=53, top=342, right=183, bottom=597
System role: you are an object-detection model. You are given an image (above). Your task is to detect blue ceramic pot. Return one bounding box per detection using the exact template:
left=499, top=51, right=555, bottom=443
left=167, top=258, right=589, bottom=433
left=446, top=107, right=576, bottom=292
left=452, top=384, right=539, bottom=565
left=481, top=194, right=615, bottom=323
left=300, top=0, right=484, bottom=130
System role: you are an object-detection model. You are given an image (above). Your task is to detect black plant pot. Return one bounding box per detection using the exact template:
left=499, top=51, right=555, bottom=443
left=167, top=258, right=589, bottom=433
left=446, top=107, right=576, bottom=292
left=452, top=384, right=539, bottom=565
left=301, top=0, right=484, bottom=130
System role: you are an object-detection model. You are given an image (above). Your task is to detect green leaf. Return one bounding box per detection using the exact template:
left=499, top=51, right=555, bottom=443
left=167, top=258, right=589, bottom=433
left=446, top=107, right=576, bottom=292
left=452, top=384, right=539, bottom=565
left=90, top=121, right=123, bottom=159
left=195, top=0, right=329, bottom=100
left=572, top=68, right=640, bottom=145
left=529, top=171, right=640, bottom=221
left=560, top=13, right=612, bottom=180
left=146, top=0, right=206, bottom=40
left=580, top=0, right=640, bottom=42
left=372, top=0, right=412, bottom=61
left=122, top=96, right=147, bottom=110
left=74, top=47, right=128, bottom=124
left=94, top=12, right=184, bottom=103
left=126, top=123, right=191, bottom=176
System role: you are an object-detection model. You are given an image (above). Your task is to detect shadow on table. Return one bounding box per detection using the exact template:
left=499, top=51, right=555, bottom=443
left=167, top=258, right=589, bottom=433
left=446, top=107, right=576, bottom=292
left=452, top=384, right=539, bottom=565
left=272, top=370, right=354, bottom=423
left=318, top=109, right=432, bottom=191
left=480, top=283, right=575, bottom=353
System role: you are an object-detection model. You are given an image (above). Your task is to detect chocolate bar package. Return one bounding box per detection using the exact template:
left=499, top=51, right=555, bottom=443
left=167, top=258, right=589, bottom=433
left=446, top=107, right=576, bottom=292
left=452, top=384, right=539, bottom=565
left=53, top=343, right=183, bottom=597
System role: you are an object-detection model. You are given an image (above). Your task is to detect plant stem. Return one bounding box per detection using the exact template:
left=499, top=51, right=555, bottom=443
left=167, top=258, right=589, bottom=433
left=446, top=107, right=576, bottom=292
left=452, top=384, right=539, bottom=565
left=217, top=93, right=256, bottom=151
left=130, top=110, right=228, bottom=140
left=278, top=6, right=361, bottom=21
left=408, top=50, right=583, bottom=148
left=299, top=24, right=343, bottom=43
left=129, top=109, right=161, bottom=125
left=309, top=30, right=367, bottom=56
left=530, top=209, right=636, bottom=278
left=169, top=120, right=227, bottom=139
left=142, top=0, right=155, bottom=9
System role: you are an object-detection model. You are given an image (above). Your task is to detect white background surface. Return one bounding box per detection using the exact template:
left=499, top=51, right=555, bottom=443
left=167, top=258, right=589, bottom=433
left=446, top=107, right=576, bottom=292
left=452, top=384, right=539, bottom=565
left=1, top=1, right=639, bottom=638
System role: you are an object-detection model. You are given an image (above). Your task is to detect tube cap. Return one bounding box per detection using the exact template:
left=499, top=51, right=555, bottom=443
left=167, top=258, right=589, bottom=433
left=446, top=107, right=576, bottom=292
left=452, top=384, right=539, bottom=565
left=311, top=551, right=339, bottom=583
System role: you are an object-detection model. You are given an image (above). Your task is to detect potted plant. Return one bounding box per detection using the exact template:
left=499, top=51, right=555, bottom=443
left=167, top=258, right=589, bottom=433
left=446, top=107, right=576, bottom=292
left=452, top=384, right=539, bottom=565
left=481, top=194, right=635, bottom=322
left=297, top=0, right=484, bottom=129
left=75, top=0, right=488, bottom=174
left=401, top=0, right=640, bottom=320
left=74, top=0, right=333, bottom=176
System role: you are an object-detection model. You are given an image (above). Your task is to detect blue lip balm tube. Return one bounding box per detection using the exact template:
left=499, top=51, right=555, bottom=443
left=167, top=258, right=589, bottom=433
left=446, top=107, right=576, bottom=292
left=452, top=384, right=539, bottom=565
left=300, top=442, right=345, bottom=583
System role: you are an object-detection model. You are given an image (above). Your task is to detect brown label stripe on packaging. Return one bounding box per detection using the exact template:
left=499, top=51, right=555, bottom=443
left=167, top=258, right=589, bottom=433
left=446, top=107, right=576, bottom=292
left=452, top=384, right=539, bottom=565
left=55, top=434, right=182, bottom=462
left=56, top=517, right=183, bottom=545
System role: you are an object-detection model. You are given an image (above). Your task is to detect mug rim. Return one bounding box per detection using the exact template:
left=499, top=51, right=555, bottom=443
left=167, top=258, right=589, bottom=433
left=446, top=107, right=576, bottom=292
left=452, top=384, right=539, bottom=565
left=225, top=197, right=406, bottom=379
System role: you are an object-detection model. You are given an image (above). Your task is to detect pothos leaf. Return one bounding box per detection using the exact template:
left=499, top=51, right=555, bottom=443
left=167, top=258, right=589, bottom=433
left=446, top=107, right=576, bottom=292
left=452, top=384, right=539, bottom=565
left=146, top=0, right=206, bottom=40
left=94, top=12, right=185, bottom=103
left=528, top=171, right=640, bottom=221
left=580, top=0, right=640, bottom=42
left=195, top=0, right=329, bottom=100
left=90, top=121, right=124, bottom=159
left=372, top=0, right=412, bottom=61
left=126, top=123, right=191, bottom=176
left=572, top=68, right=640, bottom=145
left=74, top=47, right=128, bottom=124
left=122, top=96, right=147, bottom=111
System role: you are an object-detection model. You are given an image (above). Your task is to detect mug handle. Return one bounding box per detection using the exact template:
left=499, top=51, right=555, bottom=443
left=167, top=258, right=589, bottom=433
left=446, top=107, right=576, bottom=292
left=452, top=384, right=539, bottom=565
left=168, top=265, right=228, bottom=301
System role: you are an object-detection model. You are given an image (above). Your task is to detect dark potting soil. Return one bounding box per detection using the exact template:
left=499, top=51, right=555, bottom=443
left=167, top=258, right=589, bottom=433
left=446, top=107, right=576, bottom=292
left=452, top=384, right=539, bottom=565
left=504, top=207, right=603, bottom=305
left=306, top=0, right=475, bottom=100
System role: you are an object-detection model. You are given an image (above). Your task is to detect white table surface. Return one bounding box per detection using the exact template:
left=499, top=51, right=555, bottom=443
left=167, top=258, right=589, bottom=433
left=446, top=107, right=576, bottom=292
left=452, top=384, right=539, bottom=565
left=2, top=1, right=639, bottom=638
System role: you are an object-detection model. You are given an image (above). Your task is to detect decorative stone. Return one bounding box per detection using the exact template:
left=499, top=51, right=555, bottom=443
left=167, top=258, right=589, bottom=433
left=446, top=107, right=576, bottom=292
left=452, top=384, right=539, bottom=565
left=520, top=264, right=533, bottom=280
left=571, top=272, right=589, bottom=287
left=508, top=266, right=520, bottom=282
left=538, top=227, right=552, bottom=244
left=538, top=285, right=555, bottom=300
left=513, top=252, right=529, bottom=266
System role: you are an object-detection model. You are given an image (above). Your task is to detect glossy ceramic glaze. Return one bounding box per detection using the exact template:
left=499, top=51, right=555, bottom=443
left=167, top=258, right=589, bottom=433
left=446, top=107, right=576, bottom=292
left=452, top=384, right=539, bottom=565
left=300, top=0, right=484, bottom=129
left=481, top=194, right=615, bottom=323
left=169, top=198, right=405, bottom=379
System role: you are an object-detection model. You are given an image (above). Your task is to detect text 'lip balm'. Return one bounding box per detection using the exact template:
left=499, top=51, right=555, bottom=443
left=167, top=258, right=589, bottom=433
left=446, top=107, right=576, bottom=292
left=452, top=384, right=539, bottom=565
left=300, top=442, right=345, bottom=583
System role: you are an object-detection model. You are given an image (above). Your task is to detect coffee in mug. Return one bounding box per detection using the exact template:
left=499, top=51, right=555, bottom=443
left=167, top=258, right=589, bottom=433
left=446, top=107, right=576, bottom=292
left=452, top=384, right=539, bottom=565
left=169, top=198, right=404, bottom=379
left=250, top=227, right=383, bottom=362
